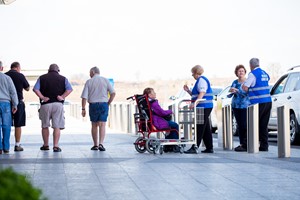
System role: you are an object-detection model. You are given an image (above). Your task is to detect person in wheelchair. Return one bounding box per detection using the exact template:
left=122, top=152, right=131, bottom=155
left=143, top=87, right=179, bottom=152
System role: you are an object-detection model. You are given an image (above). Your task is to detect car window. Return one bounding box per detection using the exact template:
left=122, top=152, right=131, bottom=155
left=295, top=79, right=300, bottom=91
left=285, top=72, right=300, bottom=92
left=272, top=75, right=288, bottom=95
left=218, top=86, right=230, bottom=99
left=212, top=88, right=223, bottom=96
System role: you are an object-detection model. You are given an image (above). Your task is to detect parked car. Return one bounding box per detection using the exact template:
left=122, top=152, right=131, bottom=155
left=169, top=86, right=223, bottom=133
left=268, top=66, right=300, bottom=145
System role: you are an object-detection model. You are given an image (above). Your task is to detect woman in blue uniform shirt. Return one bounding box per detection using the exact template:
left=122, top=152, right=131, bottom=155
left=183, top=65, right=214, bottom=154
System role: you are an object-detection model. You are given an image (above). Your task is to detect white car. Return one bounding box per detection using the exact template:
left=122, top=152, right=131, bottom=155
left=268, top=66, right=300, bottom=145
left=169, top=87, right=223, bottom=133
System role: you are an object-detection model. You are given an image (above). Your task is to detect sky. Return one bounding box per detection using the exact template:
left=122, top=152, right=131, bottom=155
left=1, top=0, right=300, bottom=82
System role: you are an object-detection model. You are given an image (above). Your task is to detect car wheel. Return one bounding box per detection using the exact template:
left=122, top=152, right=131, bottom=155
left=232, top=115, right=239, bottom=136
left=290, top=113, right=300, bottom=145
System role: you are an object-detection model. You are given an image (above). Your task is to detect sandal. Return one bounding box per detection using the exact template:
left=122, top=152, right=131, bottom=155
left=40, top=145, right=50, bottom=151
left=91, top=146, right=99, bottom=150
left=98, top=144, right=106, bottom=151
left=53, top=147, right=62, bottom=152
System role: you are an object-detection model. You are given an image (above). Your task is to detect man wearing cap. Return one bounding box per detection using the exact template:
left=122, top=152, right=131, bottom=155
left=33, top=64, right=73, bottom=152
left=5, top=62, right=30, bottom=152
left=242, top=58, right=272, bottom=151
left=0, top=61, right=18, bottom=154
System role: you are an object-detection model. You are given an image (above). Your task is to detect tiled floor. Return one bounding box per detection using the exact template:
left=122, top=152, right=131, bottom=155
left=1, top=116, right=300, bottom=200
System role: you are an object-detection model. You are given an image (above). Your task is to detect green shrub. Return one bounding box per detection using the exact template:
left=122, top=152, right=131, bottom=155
left=0, top=167, right=47, bottom=200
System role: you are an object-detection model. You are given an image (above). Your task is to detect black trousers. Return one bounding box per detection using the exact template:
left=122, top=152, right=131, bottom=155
left=258, top=102, right=272, bottom=149
left=233, top=108, right=247, bottom=147
left=196, top=107, right=213, bottom=150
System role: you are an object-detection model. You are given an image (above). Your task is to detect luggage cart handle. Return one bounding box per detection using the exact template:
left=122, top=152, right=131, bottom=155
left=193, top=99, right=206, bottom=112
left=126, top=96, right=135, bottom=100
left=177, top=99, right=206, bottom=110
left=178, top=99, right=192, bottom=109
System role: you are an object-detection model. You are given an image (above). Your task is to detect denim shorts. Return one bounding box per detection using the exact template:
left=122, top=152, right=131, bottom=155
left=89, top=102, right=109, bottom=122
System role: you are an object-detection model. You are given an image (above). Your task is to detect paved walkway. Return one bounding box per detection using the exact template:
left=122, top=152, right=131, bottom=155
left=1, top=116, right=300, bottom=200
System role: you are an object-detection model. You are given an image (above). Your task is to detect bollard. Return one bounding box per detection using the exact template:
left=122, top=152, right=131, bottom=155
left=247, top=104, right=259, bottom=153
left=277, top=105, right=290, bottom=158
left=222, top=105, right=233, bottom=150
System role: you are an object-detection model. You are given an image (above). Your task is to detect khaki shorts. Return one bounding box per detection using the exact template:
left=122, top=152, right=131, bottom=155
left=39, top=102, right=65, bottom=129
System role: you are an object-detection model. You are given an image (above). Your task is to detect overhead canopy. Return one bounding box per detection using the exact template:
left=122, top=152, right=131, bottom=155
left=0, top=0, right=16, bottom=5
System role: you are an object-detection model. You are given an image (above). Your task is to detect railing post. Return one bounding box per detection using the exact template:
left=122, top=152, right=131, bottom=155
left=277, top=105, right=290, bottom=158
left=112, top=103, right=118, bottom=130
left=247, top=104, right=259, bottom=153
left=127, top=103, right=136, bottom=134
left=222, top=105, right=233, bottom=150
left=121, top=104, right=128, bottom=132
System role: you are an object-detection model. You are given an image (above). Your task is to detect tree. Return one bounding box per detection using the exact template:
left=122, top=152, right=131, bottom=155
left=0, top=167, right=47, bottom=200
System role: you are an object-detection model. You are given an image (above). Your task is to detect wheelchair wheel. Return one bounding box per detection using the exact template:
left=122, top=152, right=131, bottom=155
left=159, top=145, right=163, bottom=155
left=179, top=146, right=184, bottom=154
left=134, top=137, right=147, bottom=153
left=145, top=138, right=160, bottom=154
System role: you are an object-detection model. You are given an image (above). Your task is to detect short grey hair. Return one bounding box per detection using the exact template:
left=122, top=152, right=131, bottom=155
left=250, top=58, right=259, bottom=68
left=191, top=65, right=204, bottom=75
left=90, top=66, right=100, bottom=74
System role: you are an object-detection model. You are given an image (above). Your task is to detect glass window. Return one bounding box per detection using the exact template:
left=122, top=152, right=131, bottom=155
left=218, top=86, right=230, bottom=99
left=285, top=73, right=300, bottom=93
left=212, top=88, right=223, bottom=96
left=272, top=75, right=287, bottom=95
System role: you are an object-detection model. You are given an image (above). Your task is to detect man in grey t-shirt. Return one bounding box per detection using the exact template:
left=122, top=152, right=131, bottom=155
left=81, top=67, right=116, bottom=151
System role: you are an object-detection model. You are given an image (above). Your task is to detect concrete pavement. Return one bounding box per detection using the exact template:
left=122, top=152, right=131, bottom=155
left=1, top=115, right=300, bottom=200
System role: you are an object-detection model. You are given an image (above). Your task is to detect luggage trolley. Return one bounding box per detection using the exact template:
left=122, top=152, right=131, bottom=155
left=127, top=94, right=204, bottom=154
left=127, top=94, right=181, bottom=154
left=177, top=99, right=205, bottom=153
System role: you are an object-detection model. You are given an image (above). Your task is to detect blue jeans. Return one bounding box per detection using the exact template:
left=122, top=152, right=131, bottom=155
left=0, top=102, right=12, bottom=151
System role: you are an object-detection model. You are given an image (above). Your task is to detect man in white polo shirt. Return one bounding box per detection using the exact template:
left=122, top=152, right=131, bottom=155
left=81, top=66, right=116, bottom=151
